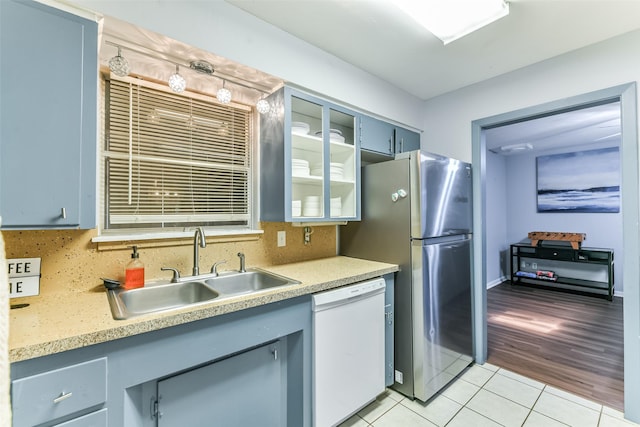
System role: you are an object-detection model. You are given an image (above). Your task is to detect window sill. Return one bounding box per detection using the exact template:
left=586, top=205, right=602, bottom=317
left=92, top=228, right=264, bottom=244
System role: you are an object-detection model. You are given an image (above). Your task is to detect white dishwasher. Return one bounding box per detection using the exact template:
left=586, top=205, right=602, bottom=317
left=312, top=278, right=386, bottom=427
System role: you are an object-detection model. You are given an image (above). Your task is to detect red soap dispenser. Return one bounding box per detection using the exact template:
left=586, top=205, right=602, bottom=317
left=124, top=246, right=145, bottom=289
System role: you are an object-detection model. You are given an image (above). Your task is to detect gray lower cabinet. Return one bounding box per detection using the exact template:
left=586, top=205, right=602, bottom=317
left=384, top=274, right=395, bottom=387
left=11, top=358, right=107, bottom=426
left=157, top=341, right=284, bottom=426
left=54, top=409, right=107, bottom=427
left=0, top=0, right=97, bottom=229
left=360, top=115, right=420, bottom=159
left=11, top=296, right=311, bottom=427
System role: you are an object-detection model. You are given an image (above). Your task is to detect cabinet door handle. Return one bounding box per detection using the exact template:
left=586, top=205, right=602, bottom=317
left=53, top=391, right=73, bottom=404
left=61, top=207, right=67, bottom=219
left=388, top=138, right=393, bottom=154
left=399, top=138, right=404, bottom=153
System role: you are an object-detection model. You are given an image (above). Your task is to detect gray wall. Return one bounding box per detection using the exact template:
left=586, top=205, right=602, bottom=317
left=485, top=152, right=508, bottom=286
left=484, top=142, right=623, bottom=293
left=504, top=143, right=623, bottom=292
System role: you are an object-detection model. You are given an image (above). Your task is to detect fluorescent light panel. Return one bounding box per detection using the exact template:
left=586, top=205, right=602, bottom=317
left=391, top=0, right=509, bottom=44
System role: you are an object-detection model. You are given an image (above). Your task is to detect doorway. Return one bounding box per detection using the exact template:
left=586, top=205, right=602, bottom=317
left=482, top=100, right=623, bottom=409
left=471, top=83, right=639, bottom=421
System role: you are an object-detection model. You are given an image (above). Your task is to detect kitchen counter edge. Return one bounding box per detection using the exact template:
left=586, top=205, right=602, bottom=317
left=9, top=256, right=398, bottom=363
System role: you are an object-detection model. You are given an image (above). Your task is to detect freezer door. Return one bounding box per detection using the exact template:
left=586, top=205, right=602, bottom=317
left=412, top=237, right=473, bottom=402
left=419, top=152, right=472, bottom=239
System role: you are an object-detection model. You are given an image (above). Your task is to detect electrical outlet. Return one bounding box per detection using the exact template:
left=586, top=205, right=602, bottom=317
left=532, top=262, right=538, bottom=270
left=277, top=230, right=286, bottom=247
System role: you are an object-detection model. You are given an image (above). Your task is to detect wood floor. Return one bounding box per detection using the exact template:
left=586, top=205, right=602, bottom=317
left=487, top=281, right=624, bottom=410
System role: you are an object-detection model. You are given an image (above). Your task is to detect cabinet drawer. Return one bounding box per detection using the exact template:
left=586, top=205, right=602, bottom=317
left=536, top=247, right=574, bottom=261
left=54, top=409, right=107, bottom=427
left=12, top=358, right=107, bottom=426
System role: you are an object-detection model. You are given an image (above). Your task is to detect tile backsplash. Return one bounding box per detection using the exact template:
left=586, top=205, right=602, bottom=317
left=3, top=222, right=336, bottom=298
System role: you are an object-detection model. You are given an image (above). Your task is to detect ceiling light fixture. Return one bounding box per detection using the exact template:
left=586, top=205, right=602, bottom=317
left=500, top=142, right=533, bottom=153
left=189, top=60, right=215, bottom=75
left=108, top=46, right=130, bottom=77
left=391, top=0, right=509, bottom=45
left=105, top=41, right=274, bottom=110
left=168, top=65, right=186, bottom=93
left=216, top=81, right=232, bottom=104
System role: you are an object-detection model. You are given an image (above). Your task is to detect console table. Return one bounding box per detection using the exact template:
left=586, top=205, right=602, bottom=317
left=510, top=243, right=614, bottom=300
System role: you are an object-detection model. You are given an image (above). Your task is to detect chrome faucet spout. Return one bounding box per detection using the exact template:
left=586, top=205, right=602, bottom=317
left=237, top=252, right=246, bottom=273
left=193, top=227, right=206, bottom=276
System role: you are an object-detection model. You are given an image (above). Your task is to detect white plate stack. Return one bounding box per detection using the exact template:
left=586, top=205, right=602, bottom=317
left=330, top=197, right=342, bottom=217
left=303, top=195, right=321, bottom=217
left=292, top=159, right=310, bottom=177
left=292, top=200, right=302, bottom=217
left=315, top=129, right=346, bottom=143
left=310, top=163, right=323, bottom=177
left=330, top=162, right=344, bottom=180
left=292, top=121, right=310, bottom=135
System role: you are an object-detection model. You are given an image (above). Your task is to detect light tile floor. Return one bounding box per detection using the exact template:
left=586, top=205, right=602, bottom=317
left=339, top=363, right=639, bottom=427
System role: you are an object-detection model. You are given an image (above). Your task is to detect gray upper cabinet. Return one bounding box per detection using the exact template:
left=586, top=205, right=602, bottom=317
left=0, top=0, right=97, bottom=229
left=360, top=115, right=395, bottom=156
left=395, top=126, right=421, bottom=153
left=360, top=115, right=421, bottom=158
left=260, top=86, right=361, bottom=222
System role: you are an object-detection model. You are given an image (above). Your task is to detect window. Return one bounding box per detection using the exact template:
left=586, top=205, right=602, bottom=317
left=103, top=76, right=253, bottom=232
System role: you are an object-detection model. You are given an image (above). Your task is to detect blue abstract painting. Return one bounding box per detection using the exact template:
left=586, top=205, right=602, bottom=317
left=536, top=147, right=620, bottom=213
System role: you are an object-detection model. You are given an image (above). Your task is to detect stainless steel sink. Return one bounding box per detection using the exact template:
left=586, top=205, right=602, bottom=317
left=106, top=269, right=299, bottom=320
left=107, top=281, right=219, bottom=320
left=206, top=269, right=300, bottom=296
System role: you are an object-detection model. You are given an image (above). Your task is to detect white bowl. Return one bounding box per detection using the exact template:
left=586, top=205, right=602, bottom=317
left=291, top=121, right=310, bottom=135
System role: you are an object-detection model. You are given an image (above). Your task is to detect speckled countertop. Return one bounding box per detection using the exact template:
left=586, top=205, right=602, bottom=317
left=9, top=256, right=397, bottom=363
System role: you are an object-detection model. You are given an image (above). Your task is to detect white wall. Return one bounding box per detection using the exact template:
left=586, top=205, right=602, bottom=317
left=71, top=0, right=424, bottom=131
left=422, top=30, right=640, bottom=163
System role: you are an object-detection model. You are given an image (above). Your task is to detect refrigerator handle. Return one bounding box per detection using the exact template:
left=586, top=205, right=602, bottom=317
left=391, top=189, right=408, bottom=203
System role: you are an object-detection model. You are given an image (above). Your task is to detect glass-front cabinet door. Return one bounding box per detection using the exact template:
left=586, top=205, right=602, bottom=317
left=260, top=86, right=360, bottom=223
left=328, top=108, right=357, bottom=219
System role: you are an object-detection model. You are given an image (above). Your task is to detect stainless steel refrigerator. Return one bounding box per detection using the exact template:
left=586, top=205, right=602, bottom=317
left=340, top=150, right=473, bottom=402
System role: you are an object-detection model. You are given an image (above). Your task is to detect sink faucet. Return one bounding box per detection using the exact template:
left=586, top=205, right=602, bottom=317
left=237, top=252, right=246, bottom=273
left=193, top=227, right=206, bottom=276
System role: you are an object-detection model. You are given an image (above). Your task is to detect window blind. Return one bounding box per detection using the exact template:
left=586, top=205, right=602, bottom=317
left=105, top=77, right=252, bottom=229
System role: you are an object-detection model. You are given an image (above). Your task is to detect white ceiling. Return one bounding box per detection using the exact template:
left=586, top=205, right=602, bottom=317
left=225, top=0, right=640, bottom=101
left=224, top=0, right=634, bottom=154
left=484, top=101, right=621, bottom=154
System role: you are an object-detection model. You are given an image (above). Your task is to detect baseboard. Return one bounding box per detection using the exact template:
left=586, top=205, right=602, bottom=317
left=485, top=276, right=622, bottom=298
left=487, top=277, right=507, bottom=289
